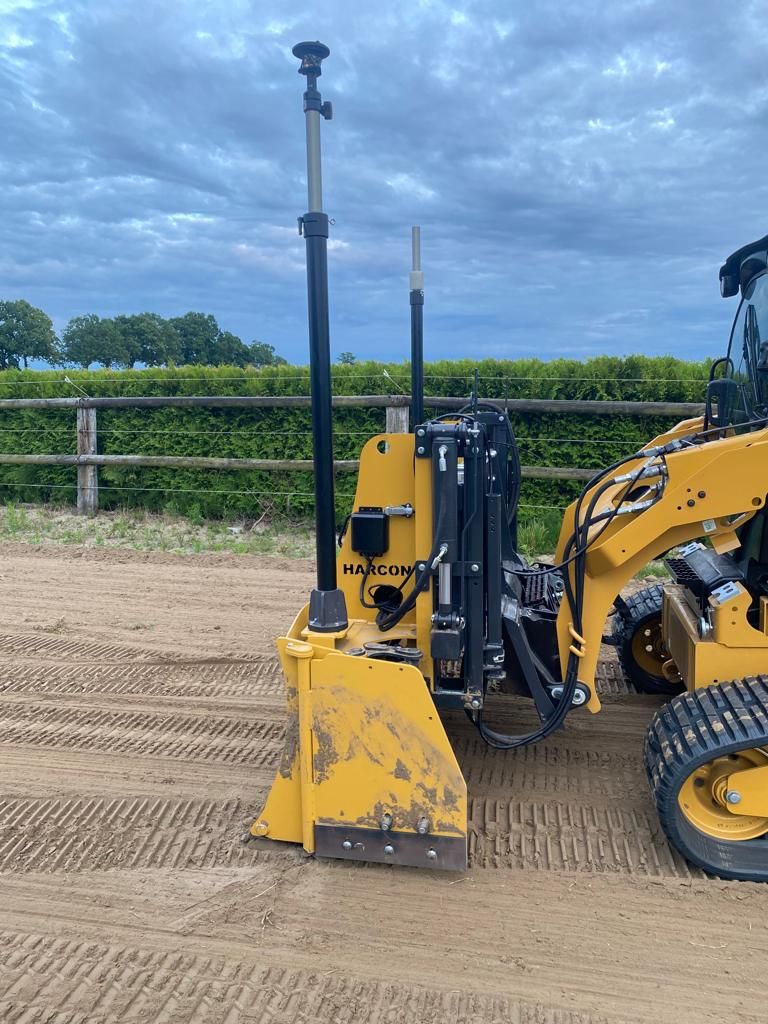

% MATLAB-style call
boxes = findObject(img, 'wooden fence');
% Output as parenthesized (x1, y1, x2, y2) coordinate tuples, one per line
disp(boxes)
(0, 394, 705, 516)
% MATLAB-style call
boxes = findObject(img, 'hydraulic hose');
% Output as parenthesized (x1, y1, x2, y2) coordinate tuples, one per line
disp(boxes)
(473, 454, 667, 748)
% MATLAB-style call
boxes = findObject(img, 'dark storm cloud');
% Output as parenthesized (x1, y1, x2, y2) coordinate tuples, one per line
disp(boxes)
(1, 0, 766, 362)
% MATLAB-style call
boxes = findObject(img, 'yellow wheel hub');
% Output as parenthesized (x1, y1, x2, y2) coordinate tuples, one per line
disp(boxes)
(630, 615, 667, 675)
(679, 747, 768, 840)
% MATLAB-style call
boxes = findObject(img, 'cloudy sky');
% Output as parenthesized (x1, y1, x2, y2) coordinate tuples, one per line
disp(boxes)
(1, 0, 765, 363)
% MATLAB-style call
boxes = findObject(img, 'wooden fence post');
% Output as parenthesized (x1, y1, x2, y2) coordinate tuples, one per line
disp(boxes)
(385, 403, 409, 433)
(76, 405, 98, 515)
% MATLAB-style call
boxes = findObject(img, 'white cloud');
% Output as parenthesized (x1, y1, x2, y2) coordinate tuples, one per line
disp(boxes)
(385, 173, 436, 202)
(0, 29, 32, 47)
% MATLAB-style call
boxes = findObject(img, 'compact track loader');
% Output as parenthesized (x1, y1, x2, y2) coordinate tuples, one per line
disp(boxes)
(252, 41, 768, 880)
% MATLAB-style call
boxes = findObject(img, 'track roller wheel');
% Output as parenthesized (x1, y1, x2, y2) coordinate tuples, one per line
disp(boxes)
(645, 678, 768, 880)
(615, 584, 683, 696)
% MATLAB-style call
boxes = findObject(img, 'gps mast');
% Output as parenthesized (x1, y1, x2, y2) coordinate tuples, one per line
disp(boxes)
(292, 41, 347, 633)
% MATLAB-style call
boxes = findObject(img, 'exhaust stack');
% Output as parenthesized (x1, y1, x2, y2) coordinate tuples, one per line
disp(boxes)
(292, 41, 347, 632)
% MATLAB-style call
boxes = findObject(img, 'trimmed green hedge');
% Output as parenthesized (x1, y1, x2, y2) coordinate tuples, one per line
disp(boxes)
(0, 356, 711, 521)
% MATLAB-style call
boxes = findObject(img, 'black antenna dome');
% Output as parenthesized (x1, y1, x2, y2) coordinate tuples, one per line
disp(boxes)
(292, 41, 330, 75)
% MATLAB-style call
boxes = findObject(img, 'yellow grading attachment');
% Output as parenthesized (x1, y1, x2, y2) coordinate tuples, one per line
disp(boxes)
(251, 612, 468, 870)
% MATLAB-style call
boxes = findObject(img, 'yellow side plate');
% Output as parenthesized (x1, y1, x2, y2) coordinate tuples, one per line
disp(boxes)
(253, 640, 468, 870)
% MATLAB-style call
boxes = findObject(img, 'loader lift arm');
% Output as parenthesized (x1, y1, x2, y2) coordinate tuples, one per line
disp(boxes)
(552, 419, 768, 710)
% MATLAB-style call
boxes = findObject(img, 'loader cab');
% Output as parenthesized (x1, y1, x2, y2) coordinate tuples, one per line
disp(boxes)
(722, 269, 768, 421)
(709, 237, 768, 428)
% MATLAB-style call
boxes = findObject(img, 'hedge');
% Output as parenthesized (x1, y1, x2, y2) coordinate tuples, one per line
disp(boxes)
(0, 355, 712, 521)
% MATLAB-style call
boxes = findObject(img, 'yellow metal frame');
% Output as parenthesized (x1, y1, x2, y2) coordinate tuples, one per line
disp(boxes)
(253, 433, 468, 865)
(555, 417, 768, 709)
(335, 433, 437, 686)
(663, 583, 768, 689)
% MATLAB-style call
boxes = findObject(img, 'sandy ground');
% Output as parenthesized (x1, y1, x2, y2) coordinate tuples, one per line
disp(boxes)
(0, 544, 765, 1024)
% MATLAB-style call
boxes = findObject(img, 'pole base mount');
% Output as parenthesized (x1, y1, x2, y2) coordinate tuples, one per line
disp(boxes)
(308, 587, 348, 632)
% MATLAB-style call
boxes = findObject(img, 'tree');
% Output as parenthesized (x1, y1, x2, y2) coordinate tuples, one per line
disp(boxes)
(0, 300, 59, 369)
(167, 313, 279, 367)
(208, 330, 249, 367)
(113, 313, 181, 367)
(168, 312, 222, 365)
(61, 315, 125, 368)
(337, 351, 357, 365)
(248, 341, 287, 367)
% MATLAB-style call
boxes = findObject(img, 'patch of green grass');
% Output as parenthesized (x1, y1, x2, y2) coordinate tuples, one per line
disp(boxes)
(0, 503, 315, 558)
(3, 502, 30, 536)
(636, 560, 671, 579)
(107, 517, 131, 539)
(517, 508, 562, 558)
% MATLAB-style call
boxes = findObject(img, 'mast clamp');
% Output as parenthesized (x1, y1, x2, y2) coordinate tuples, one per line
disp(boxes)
(304, 88, 333, 119)
(298, 212, 330, 238)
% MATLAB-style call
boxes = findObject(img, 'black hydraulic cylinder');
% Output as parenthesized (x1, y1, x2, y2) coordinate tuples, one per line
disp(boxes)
(432, 438, 459, 562)
(485, 492, 503, 650)
(410, 227, 424, 429)
(462, 426, 486, 703)
(292, 40, 347, 632)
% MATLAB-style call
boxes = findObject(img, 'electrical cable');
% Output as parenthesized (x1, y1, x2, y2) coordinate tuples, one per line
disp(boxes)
(358, 555, 415, 614)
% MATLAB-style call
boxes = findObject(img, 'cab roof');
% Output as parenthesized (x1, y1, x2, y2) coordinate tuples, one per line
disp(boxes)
(720, 234, 768, 297)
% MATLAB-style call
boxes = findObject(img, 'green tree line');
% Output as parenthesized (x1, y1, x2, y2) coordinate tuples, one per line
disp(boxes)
(0, 300, 287, 369)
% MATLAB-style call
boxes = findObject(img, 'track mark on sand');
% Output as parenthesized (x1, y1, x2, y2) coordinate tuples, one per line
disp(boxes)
(0, 928, 613, 1024)
(0, 796, 286, 873)
(468, 795, 699, 877)
(0, 791, 689, 879)
(0, 658, 283, 699)
(0, 632, 167, 663)
(0, 704, 283, 766)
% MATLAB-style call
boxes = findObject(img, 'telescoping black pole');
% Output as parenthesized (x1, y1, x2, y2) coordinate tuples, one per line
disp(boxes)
(292, 41, 348, 632)
(410, 226, 424, 429)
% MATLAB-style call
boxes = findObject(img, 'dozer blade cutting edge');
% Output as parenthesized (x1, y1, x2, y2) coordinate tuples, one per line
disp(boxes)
(252, 615, 468, 870)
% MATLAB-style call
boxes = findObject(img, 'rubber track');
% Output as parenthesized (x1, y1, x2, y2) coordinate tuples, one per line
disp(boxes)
(0, 930, 610, 1024)
(0, 704, 284, 766)
(614, 584, 683, 696)
(645, 676, 768, 880)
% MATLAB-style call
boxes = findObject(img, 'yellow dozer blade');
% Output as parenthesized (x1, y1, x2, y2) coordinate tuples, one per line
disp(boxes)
(252, 622, 468, 870)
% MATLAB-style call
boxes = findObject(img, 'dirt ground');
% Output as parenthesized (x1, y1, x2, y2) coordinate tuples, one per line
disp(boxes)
(0, 544, 765, 1024)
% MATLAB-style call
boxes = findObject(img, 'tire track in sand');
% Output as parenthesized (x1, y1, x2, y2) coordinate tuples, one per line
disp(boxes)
(0, 791, 695, 878)
(0, 927, 614, 1024)
(0, 704, 284, 767)
(0, 658, 283, 700)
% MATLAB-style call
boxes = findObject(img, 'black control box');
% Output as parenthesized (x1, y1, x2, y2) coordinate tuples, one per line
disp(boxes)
(350, 507, 389, 558)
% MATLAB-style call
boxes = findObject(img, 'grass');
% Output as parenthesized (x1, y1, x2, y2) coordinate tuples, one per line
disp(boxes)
(635, 560, 671, 579)
(517, 508, 563, 557)
(0, 502, 673, 579)
(0, 502, 315, 557)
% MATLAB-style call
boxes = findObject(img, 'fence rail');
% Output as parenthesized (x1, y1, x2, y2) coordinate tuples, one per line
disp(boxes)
(0, 393, 703, 515)
(0, 394, 705, 416)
